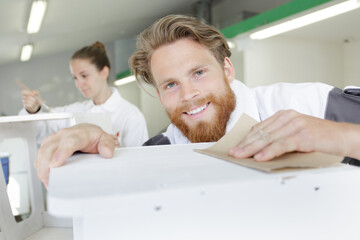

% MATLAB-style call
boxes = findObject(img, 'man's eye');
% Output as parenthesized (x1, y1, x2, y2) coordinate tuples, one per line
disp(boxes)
(166, 82, 176, 89)
(82, 74, 88, 78)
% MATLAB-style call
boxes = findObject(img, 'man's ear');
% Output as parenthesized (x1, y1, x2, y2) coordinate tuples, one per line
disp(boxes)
(223, 57, 235, 84)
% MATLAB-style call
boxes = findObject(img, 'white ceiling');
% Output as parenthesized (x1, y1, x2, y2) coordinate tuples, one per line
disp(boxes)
(1, 0, 359, 66)
(0, 0, 207, 65)
(0, 0, 296, 66)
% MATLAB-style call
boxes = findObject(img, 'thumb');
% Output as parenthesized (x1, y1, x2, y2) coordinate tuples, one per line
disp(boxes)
(21, 89, 31, 96)
(49, 147, 76, 168)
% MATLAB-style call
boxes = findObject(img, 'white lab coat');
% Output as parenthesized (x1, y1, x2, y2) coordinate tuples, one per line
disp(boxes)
(19, 87, 148, 147)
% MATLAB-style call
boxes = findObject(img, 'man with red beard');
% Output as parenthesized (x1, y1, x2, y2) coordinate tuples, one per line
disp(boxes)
(36, 15, 360, 187)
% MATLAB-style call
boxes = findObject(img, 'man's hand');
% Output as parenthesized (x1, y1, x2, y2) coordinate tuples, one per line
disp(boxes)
(35, 123, 120, 188)
(229, 110, 360, 161)
(21, 89, 41, 113)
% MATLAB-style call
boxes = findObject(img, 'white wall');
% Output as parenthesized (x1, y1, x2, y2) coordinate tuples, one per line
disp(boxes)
(231, 35, 345, 88)
(114, 37, 137, 74)
(343, 40, 360, 87)
(113, 38, 141, 109)
(229, 46, 244, 83)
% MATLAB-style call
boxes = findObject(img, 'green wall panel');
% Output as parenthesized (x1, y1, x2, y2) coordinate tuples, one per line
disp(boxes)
(221, 0, 332, 38)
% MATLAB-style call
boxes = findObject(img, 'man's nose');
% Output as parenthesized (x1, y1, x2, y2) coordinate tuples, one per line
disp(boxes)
(181, 81, 199, 101)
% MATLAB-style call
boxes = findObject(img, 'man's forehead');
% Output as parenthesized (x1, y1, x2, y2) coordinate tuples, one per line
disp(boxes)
(150, 39, 217, 79)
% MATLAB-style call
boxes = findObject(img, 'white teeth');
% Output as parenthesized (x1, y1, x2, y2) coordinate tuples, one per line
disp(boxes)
(187, 104, 207, 115)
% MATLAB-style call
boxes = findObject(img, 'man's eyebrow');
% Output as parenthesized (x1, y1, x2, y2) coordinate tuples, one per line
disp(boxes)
(187, 64, 207, 75)
(158, 78, 175, 87)
(157, 64, 208, 87)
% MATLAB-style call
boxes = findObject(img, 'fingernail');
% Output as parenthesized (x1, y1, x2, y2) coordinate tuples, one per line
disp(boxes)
(229, 147, 243, 156)
(229, 148, 234, 155)
(229, 147, 236, 155)
(254, 152, 264, 161)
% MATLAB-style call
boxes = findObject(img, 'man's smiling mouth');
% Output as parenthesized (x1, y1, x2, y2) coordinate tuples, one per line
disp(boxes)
(184, 102, 210, 115)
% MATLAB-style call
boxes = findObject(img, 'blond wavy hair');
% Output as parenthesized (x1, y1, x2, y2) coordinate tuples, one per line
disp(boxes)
(129, 15, 231, 86)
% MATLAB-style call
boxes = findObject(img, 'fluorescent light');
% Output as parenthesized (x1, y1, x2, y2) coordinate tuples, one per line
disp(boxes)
(27, 0, 47, 34)
(227, 40, 235, 49)
(250, 0, 360, 40)
(20, 44, 34, 62)
(114, 75, 136, 86)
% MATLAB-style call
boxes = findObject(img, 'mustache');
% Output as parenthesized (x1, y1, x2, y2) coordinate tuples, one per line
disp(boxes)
(174, 96, 214, 113)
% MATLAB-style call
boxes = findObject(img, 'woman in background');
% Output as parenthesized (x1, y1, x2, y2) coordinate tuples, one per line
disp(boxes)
(19, 41, 148, 147)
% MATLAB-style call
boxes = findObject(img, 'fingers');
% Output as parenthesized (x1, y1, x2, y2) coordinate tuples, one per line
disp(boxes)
(21, 89, 39, 99)
(229, 110, 304, 161)
(229, 129, 274, 160)
(49, 132, 84, 167)
(252, 135, 299, 161)
(36, 127, 87, 188)
(98, 134, 117, 158)
(35, 124, 117, 188)
(36, 132, 62, 188)
(236, 110, 298, 148)
(21, 89, 41, 113)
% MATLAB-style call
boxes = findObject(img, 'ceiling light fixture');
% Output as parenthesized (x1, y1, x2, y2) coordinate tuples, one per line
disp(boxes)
(227, 40, 235, 49)
(114, 75, 136, 86)
(20, 44, 34, 62)
(27, 0, 47, 34)
(250, 0, 360, 40)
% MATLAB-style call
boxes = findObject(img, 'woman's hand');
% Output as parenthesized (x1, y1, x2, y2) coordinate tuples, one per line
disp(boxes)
(21, 89, 41, 113)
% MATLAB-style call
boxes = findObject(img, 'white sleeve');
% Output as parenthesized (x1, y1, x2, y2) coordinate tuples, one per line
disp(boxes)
(253, 82, 334, 121)
(118, 110, 149, 147)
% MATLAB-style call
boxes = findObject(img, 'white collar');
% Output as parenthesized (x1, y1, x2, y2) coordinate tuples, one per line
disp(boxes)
(90, 87, 122, 111)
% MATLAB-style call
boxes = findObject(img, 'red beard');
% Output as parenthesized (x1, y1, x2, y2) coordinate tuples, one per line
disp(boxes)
(169, 82, 236, 143)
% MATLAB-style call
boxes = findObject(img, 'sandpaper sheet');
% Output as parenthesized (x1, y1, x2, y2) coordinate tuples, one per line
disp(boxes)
(195, 114, 343, 172)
